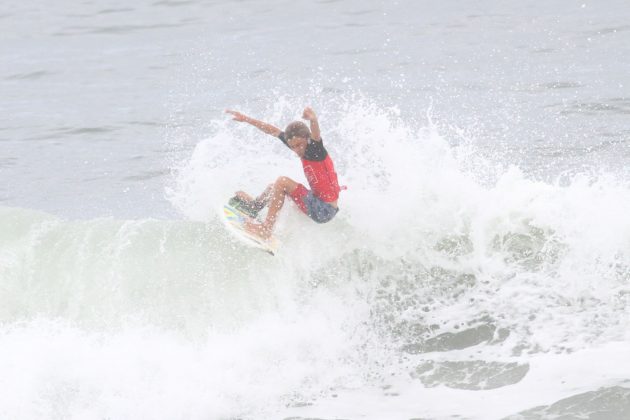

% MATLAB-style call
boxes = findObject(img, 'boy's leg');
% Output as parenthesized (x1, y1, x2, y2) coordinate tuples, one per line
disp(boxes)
(245, 176, 299, 238)
(236, 184, 273, 208)
(235, 191, 255, 203)
(232, 184, 274, 218)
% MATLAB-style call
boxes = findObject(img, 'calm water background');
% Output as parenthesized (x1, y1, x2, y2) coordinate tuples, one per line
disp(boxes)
(3, 0, 629, 218)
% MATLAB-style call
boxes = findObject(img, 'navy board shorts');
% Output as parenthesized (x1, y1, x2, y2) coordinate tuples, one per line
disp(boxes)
(290, 184, 339, 223)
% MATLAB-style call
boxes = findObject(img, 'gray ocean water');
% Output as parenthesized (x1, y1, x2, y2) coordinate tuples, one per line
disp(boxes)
(2, 0, 630, 419)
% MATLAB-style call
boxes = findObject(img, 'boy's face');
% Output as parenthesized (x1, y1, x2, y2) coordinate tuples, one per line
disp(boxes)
(287, 136, 308, 157)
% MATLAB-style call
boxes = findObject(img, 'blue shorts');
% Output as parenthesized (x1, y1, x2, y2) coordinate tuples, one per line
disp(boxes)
(290, 184, 339, 224)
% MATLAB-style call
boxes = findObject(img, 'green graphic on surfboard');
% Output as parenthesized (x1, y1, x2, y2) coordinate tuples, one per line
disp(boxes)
(221, 201, 279, 255)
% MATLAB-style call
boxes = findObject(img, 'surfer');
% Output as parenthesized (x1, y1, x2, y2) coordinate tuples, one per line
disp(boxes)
(225, 107, 342, 239)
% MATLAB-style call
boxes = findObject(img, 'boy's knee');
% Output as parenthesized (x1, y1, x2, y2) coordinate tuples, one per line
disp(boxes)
(274, 176, 294, 193)
(275, 176, 288, 183)
(275, 176, 291, 187)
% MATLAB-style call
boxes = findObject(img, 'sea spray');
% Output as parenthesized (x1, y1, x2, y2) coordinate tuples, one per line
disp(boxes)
(2, 100, 629, 419)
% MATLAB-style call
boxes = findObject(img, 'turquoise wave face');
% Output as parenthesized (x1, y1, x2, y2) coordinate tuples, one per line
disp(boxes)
(2, 188, 630, 419)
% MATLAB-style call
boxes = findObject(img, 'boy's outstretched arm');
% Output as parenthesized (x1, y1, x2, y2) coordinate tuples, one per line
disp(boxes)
(302, 107, 321, 141)
(225, 110, 281, 137)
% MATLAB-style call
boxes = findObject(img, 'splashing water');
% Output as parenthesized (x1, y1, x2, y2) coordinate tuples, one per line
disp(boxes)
(2, 97, 630, 419)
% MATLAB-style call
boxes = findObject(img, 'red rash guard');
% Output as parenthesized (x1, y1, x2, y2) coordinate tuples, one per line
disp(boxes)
(278, 133, 341, 202)
(301, 155, 341, 202)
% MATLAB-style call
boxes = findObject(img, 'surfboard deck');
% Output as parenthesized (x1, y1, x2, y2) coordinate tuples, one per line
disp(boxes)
(221, 204, 279, 255)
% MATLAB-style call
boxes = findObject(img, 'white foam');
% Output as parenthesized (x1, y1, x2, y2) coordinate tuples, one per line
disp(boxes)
(2, 98, 629, 418)
(282, 340, 630, 420)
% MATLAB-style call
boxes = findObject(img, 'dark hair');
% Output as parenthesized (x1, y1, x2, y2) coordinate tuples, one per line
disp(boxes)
(285, 121, 311, 140)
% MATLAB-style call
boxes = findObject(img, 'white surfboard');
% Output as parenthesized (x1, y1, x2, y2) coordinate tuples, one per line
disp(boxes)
(221, 204, 280, 255)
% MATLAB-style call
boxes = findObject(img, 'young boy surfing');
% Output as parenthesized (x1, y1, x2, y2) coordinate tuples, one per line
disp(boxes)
(225, 107, 342, 239)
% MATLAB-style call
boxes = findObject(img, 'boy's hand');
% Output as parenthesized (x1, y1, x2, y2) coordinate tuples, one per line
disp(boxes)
(303, 106, 321, 141)
(226, 110, 248, 122)
(302, 107, 317, 121)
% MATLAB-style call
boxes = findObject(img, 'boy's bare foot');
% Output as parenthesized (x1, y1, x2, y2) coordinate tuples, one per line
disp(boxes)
(235, 190, 254, 204)
(244, 220, 271, 240)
